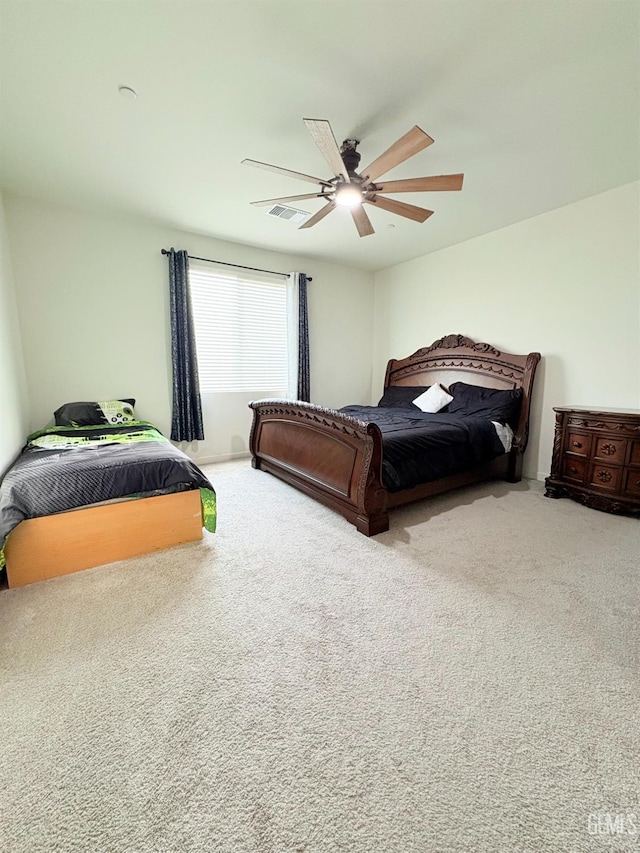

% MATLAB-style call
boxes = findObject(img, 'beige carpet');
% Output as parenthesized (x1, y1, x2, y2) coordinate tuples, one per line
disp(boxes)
(0, 460, 638, 853)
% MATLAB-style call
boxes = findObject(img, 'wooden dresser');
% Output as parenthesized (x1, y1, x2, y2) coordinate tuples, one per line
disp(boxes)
(545, 407, 640, 517)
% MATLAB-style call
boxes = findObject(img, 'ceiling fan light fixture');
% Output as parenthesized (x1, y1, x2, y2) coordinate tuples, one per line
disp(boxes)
(334, 183, 364, 208)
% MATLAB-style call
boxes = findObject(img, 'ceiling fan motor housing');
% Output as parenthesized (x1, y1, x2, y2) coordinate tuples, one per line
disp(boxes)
(341, 139, 361, 176)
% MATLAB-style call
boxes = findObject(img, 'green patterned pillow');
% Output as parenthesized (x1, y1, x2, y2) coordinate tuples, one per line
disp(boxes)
(98, 400, 136, 424)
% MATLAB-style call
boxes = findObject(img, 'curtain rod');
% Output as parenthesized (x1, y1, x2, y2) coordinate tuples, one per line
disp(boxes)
(161, 249, 312, 282)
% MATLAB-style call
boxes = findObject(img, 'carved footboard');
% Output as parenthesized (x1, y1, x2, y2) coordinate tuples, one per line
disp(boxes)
(248, 400, 389, 535)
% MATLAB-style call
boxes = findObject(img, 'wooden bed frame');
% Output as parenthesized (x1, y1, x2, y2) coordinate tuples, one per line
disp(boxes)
(4, 489, 204, 588)
(249, 334, 541, 535)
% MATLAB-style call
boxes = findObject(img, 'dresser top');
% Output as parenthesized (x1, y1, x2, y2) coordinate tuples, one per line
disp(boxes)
(554, 406, 640, 416)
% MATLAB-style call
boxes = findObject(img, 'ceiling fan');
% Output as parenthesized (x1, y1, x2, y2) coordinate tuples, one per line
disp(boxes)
(242, 118, 464, 237)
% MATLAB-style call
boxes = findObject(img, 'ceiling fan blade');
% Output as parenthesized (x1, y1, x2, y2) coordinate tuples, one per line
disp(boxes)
(242, 158, 332, 187)
(360, 126, 435, 183)
(298, 200, 336, 230)
(303, 118, 350, 182)
(366, 195, 434, 223)
(350, 206, 375, 237)
(251, 193, 327, 207)
(373, 174, 464, 193)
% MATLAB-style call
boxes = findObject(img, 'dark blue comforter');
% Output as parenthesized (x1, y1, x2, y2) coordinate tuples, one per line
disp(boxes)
(339, 406, 507, 492)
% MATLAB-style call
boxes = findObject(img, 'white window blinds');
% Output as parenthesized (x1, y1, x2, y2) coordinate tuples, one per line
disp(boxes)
(189, 264, 290, 394)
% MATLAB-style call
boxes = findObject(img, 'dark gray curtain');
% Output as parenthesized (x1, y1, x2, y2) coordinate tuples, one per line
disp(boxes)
(297, 273, 310, 402)
(167, 249, 204, 441)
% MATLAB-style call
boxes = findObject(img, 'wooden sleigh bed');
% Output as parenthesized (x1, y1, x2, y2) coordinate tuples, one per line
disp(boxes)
(249, 334, 541, 535)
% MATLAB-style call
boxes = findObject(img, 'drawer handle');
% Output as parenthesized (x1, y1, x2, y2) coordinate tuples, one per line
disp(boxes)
(572, 441, 582, 448)
(569, 466, 577, 473)
(596, 470, 613, 483)
(600, 443, 617, 456)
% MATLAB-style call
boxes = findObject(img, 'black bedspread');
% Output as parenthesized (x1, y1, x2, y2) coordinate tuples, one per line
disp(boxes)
(339, 406, 507, 492)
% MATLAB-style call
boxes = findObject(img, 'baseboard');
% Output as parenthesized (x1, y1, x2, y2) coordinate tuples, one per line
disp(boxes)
(190, 451, 252, 465)
(522, 470, 549, 482)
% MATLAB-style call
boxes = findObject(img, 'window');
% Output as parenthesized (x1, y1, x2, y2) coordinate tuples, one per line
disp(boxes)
(189, 264, 292, 395)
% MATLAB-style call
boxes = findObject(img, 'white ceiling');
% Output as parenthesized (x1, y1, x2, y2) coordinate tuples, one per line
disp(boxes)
(1, 0, 638, 272)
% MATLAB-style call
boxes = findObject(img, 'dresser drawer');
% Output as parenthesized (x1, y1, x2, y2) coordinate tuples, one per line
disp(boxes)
(564, 432, 590, 456)
(589, 464, 622, 492)
(546, 407, 640, 518)
(623, 469, 640, 497)
(562, 455, 587, 483)
(593, 437, 626, 464)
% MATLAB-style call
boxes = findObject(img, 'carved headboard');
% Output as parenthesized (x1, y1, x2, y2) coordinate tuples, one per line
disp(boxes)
(384, 334, 541, 452)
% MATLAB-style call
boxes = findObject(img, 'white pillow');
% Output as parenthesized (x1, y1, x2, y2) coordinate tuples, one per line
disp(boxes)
(412, 383, 453, 413)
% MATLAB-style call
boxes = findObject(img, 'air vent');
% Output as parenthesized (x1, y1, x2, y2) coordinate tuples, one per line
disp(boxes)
(265, 204, 310, 224)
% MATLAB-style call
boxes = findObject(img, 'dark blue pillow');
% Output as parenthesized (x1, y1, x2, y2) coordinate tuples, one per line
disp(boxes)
(377, 385, 430, 410)
(447, 382, 522, 426)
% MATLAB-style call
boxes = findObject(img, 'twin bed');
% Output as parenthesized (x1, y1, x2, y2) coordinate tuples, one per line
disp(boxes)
(0, 406, 216, 589)
(249, 334, 541, 535)
(1, 334, 540, 588)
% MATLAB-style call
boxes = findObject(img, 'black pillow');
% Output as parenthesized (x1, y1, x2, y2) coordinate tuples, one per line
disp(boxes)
(377, 385, 430, 409)
(447, 382, 522, 426)
(54, 399, 136, 427)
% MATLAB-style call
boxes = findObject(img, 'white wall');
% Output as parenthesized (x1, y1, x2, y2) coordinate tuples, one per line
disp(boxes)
(6, 184, 638, 479)
(373, 182, 640, 479)
(4, 194, 375, 462)
(0, 192, 29, 475)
